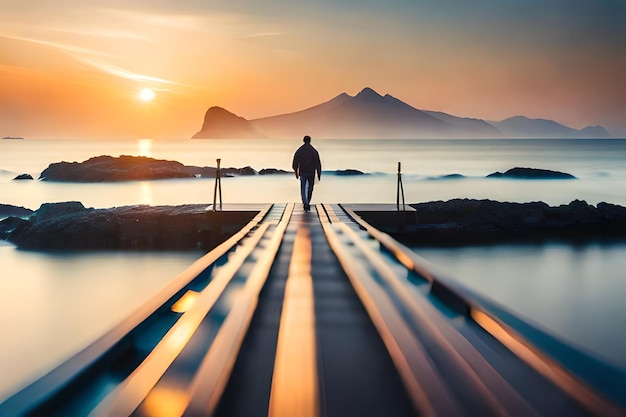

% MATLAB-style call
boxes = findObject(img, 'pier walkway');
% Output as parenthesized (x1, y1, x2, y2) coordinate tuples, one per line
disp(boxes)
(1, 203, 624, 416)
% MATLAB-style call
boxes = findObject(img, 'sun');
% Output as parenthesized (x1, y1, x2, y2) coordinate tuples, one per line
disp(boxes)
(139, 88, 155, 102)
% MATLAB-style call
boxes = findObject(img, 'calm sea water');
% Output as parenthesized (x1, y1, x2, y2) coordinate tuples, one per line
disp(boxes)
(2, 138, 626, 208)
(1, 138, 626, 400)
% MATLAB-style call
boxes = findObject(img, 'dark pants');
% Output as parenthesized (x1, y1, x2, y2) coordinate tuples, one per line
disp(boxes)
(299, 174, 315, 206)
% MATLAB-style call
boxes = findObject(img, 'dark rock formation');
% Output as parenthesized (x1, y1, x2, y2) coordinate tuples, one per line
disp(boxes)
(259, 168, 289, 175)
(223, 166, 256, 176)
(393, 199, 626, 246)
(1, 203, 32, 239)
(0, 203, 33, 218)
(192, 106, 265, 139)
(37, 156, 267, 182)
(29, 201, 87, 224)
(13, 174, 33, 180)
(39, 155, 216, 182)
(428, 173, 465, 180)
(0, 217, 30, 240)
(487, 167, 576, 179)
(334, 169, 366, 176)
(6, 202, 258, 250)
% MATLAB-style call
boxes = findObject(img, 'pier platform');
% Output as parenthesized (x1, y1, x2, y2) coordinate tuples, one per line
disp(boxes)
(1, 203, 624, 416)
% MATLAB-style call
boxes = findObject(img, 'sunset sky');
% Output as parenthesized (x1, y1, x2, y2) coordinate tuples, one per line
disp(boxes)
(1, 1, 625, 139)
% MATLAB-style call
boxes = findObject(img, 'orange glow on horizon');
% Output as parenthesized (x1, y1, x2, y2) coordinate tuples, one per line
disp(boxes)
(0, 2, 624, 138)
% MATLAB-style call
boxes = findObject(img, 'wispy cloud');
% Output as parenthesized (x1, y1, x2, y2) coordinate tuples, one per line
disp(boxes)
(238, 31, 284, 39)
(0, 33, 111, 58)
(76, 57, 177, 84)
(101, 7, 217, 32)
(0, 32, 178, 86)
(44, 26, 153, 42)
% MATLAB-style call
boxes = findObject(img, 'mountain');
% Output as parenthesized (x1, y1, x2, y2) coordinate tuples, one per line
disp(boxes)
(579, 125, 611, 138)
(192, 106, 265, 139)
(424, 110, 503, 138)
(250, 87, 501, 139)
(489, 116, 611, 139)
(192, 88, 610, 139)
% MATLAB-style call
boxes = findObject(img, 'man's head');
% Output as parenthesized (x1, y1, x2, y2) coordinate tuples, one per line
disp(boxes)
(303, 135, 311, 143)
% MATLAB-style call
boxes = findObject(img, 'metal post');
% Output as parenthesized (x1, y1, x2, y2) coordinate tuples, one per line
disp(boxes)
(218, 158, 222, 210)
(396, 161, 405, 212)
(213, 158, 222, 211)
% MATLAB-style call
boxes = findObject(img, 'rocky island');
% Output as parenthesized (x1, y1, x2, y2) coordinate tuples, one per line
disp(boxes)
(31, 155, 378, 182)
(38, 155, 268, 182)
(486, 167, 576, 179)
(9, 151, 581, 184)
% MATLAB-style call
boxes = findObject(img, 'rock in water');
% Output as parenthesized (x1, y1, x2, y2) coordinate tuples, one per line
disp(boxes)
(335, 169, 366, 176)
(38, 155, 216, 182)
(259, 168, 289, 175)
(487, 167, 576, 179)
(13, 174, 33, 180)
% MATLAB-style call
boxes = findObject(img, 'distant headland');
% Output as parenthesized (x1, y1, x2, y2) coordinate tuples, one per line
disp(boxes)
(192, 87, 611, 140)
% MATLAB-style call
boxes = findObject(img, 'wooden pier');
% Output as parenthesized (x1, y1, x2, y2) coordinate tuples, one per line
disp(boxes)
(1, 203, 624, 416)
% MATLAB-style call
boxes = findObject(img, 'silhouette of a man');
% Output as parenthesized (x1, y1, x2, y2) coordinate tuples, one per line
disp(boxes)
(292, 135, 321, 212)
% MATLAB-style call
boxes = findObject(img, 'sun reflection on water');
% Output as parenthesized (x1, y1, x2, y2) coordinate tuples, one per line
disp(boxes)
(138, 138, 153, 157)
(139, 181, 154, 205)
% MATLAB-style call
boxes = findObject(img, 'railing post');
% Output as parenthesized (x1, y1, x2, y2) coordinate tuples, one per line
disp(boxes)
(396, 162, 405, 212)
(213, 158, 222, 211)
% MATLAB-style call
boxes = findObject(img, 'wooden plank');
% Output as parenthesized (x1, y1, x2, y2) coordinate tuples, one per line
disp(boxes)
(0, 205, 272, 417)
(89, 221, 273, 417)
(341, 205, 624, 417)
(334, 220, 518, 416)
(268, 221, 319, 417)
(181, 204, 294, 416)
(318, 204, 462, 417)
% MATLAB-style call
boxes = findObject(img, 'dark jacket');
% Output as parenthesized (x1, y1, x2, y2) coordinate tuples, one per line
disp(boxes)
(292, 143, 321, 177)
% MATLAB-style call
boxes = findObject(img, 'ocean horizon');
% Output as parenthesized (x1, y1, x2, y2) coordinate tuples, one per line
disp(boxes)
(2, 137, 626, 401)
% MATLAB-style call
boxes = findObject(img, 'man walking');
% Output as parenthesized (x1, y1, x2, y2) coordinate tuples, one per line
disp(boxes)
(292, 135, 322, 212)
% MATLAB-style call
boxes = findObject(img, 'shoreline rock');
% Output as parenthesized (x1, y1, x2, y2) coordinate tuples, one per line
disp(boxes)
(3, 202, 258, 250)
(0, 203, 34, 218)
(5, 199, 626, 249)
(370, 199, 626, 246)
